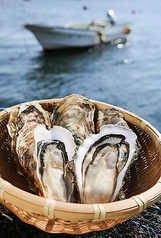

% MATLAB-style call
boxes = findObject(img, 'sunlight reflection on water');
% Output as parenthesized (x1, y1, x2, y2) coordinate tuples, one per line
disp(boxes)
(0, 0, 161, 132)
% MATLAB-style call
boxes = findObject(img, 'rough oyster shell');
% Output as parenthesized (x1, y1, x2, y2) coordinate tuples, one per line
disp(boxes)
(75, 124, 138, 204)
(52, 94, 96, 147)
(96, 107, 129, 133)
(7, 102, 52, 192)
(7, 101, 51, 149)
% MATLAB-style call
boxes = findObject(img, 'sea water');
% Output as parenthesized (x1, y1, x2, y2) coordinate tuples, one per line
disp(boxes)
(0, 0, 161, 131)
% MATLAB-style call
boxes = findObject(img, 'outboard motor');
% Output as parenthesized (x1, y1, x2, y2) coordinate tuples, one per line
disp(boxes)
(107, 10, 117, 25)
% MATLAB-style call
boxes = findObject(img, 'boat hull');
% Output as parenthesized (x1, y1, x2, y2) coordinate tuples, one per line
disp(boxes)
(24, 22, 131, 50)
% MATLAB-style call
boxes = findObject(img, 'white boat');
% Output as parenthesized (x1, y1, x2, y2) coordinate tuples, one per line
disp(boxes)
(24, 10, 131, 51)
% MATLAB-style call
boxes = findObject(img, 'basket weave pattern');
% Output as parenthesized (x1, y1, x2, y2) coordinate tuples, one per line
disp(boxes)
(0, 99, 161, 234)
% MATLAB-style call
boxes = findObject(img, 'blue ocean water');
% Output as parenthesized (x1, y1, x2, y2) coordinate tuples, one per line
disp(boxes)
(0, 0, 161, 131)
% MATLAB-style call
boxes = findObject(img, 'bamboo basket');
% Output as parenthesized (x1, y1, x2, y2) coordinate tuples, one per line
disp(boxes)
(0, 98, 161, 235)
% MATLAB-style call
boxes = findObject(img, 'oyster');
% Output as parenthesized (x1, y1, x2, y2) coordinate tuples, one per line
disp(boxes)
(96, 107, 129, 133)
(75, 124, 138, 204)
(7, 102, 52, 192)
(52, 94, 96, 147)
(7, 102, 77, 201)
(34, 124, 77, 201)
(36, 139, 68, 200)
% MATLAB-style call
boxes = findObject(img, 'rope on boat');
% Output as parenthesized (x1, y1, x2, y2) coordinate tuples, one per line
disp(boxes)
(97, 30, 106, 44)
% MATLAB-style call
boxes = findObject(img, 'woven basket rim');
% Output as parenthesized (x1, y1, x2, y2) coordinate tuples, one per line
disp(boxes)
(1, 177, 161, 223)
(0, 98, 161, 224)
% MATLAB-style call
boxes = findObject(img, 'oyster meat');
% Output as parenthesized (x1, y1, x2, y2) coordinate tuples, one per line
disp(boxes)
(64, 159, 81, 203)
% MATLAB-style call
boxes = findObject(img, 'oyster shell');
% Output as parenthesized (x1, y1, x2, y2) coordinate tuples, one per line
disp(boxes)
(7, 102, 52, 192)
(34, 124, 77, 201)
(52, 94, 96, 147)
(34, 124, 76, 162)
(7, 101, 78, 201)
(7, 102, 73, 201)
(75, 124, 138, 204)
(7, 101, 51, 149)
(96, 107, 129, 133)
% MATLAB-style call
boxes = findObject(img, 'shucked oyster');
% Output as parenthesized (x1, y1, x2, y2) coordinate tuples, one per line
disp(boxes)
(34, 125, 77, 201)
(75, 124, 138, 204)
(7, 102, 77, 201)
(52, 94, 96, 147)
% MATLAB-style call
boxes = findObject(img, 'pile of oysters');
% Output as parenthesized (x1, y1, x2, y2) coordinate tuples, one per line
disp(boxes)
(7, 94, 139, 204)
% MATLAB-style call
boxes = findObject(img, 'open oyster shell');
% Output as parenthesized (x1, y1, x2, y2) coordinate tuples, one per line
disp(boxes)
(34, 124, 77, 201)
(75, 124, 138, 204)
